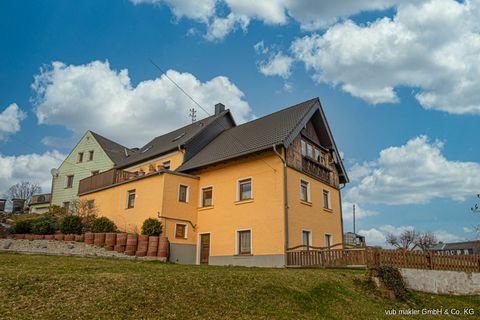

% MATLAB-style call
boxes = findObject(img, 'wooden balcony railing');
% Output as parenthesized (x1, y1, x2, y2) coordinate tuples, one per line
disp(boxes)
(302, 156, 331, 184)
(78, 169, 117, 195)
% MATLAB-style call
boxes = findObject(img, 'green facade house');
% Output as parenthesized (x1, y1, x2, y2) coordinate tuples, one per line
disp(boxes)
(50, 131, 134, 211)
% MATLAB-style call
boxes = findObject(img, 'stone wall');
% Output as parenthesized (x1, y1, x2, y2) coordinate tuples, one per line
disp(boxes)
(400, 268, 480, 295)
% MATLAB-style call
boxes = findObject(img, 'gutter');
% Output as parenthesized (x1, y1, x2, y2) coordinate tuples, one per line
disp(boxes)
(273, 144, 289, 265)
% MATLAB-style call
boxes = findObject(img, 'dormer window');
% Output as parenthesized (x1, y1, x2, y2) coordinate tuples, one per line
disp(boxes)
(307, 143, 313, 158)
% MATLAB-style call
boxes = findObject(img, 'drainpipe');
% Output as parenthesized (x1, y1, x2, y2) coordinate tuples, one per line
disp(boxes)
(339, 183, 346, 247)
(273, 145, 289, 265)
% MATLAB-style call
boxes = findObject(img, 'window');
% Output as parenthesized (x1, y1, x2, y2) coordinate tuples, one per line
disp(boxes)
(88, 150, 94, 161)
(175, 223, 187, 239)
(91, 170, 99, 176)
(63, 201, 70, 213)
(86, 200, 94, 209)
(178, 184, 189, 202)
(302, 230, 312, 249)
(238, 178, 252, 201)
(315, 148, 321, 162)
(65, 175, 74, 188)
(320, 154, 326, 166)
(127, 189, 136, 208)
(307, 143, 313, 158)
(323, 189, 331, 209)
(325, 234, 332, 248)
(301, 140, 307, 156)
(237, 230, 251, 255)
(300, 180, 310, 202)
(78, 152, 84, 163)
(162, 161, 171, 170)
(201, 187, 213, 207)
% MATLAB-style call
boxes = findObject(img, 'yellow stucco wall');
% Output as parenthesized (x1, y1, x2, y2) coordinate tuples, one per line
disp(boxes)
(159, 173, 199, 245)
(79, 172, 199, 243)
(195, 152, 285, 257)
(124, 151, 185, 173)
(286, 167, 343, 248)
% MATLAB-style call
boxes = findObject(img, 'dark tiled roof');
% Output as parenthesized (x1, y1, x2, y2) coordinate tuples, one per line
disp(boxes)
(178, 98, 318, 172)
(90, 131, 133, 165)
(115, 111, 231, 168)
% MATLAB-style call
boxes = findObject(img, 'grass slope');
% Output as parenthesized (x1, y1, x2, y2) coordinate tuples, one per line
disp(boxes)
(0, 253, 478, 319)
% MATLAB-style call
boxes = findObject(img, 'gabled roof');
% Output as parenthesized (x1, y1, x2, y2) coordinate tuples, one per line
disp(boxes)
(115, 110, 234, 168)
(177, 98, 349, 183)
(90, 131, 134, 165)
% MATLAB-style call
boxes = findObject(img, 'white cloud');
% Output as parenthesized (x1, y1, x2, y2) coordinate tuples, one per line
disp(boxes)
(205, 13, 249, 41)
(291, 0, 480, 113)
(463, 227, 473, 233)
(342, 201, 379, 221)
(130, 0, 216, 22)
(131, 0, 424, 41)
(0, 103, 26, 142)
(258, 52, 294, 79)
(347, 135, 480, 205)
(0, 151, 65, 197)
(32, 60, 253, 147)
(358, 225, 463, 247)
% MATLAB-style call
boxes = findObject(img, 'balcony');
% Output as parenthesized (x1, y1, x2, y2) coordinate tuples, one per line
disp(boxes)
(302, 156, 331, 184)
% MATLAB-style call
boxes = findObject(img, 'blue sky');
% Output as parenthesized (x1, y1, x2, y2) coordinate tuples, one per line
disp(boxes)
(1, 0, 480, 245)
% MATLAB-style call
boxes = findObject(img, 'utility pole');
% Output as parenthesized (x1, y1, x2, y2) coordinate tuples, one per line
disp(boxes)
(189, 107, 197, 123)
(353, 204, 356, 246)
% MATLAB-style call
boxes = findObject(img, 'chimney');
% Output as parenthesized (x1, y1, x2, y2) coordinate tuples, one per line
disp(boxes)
(215, 103, 225, 115)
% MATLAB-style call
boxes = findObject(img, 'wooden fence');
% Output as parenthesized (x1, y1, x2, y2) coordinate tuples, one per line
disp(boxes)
(286, 246, 480, 273)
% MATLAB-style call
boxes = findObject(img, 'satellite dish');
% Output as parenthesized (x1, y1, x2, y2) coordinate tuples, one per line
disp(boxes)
(50, 168, 59, 177)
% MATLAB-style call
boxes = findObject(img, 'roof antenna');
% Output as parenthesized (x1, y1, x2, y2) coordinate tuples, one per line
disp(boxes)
(189, 107, 197, 123)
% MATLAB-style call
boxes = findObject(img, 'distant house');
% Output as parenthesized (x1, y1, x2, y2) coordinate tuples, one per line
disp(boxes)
(50, 131, 135, 212)
(344, 232, 366, 247)
(29, 194, 52, 214)
(430, 241, 480, 255)
(77, 98, 349, 267)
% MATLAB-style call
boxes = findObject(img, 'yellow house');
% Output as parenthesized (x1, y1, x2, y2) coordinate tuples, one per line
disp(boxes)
(78, 98, 349, 267)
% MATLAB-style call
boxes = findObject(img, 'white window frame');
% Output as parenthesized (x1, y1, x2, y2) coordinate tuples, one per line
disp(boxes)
(77, 152, 84, 163)
(235, 228, 252, 255)
(324, 233, 333, 248)
(300, 179, 311, 202)
(126, 189, 136, 209)
(236, 177, 253, 201)
(302, 229, 313, 249)
(323, 189, 331, 209)
(178, 184, 190, 203)
(200, 185, 214, 207)
(301, 140, 307, 156)
(307, 143, 313, 158)
(175, 223, 188, 239)
(88, 150, 94, 161)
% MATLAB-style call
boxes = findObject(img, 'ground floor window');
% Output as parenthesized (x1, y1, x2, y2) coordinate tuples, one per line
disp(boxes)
(325, 234, 332, 248)
(175, 223, 187, 239)
(302, 230, 312, 249)
(237, 230, 251, 255)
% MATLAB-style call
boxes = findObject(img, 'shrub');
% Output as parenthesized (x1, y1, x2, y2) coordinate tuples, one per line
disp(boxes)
(91, 217, 117, 233)
(13, 220, 32, 234)
(141, 218, 163, 236)
(370, 266, 407, 300)
(31, 219, 56, 235)
(60, 215, 84, 235)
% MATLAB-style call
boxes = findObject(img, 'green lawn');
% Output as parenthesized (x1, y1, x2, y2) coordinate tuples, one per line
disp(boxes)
(0, 253, 478, 319)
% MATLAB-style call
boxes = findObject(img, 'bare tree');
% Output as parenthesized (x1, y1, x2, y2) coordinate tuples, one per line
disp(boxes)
(7, 181, 41, 206)
(386, 229, 419, 251)
(415, 231, 438, 251)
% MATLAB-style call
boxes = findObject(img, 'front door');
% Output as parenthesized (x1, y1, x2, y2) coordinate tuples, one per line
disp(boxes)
(200, 234, 210, 265)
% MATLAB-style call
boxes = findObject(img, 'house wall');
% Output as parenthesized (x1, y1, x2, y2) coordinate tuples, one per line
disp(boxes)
(194, 152, 285, 267)
(124, 151, 185, 173)
(51, 131, 115, 208)
(159, 173, 199, 264)
(286, 167, 343, 249)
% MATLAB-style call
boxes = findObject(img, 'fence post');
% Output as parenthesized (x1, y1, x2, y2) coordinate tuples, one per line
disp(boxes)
(426, 251, 433, 270)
